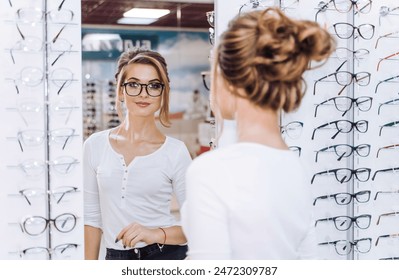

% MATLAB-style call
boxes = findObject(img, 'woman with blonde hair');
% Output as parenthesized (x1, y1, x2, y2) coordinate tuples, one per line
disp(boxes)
(182, 8, 334, 259)
(84, 48, 191, 260)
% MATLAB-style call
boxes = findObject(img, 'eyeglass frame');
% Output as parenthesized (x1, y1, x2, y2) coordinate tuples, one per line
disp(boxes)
(375, 233, 399, 246)
(315, 214, 372, 231)
(313, 190, 371, 206)
(8, 156, 80, 177)
(280, 121, 304, 139)
(374, 190, 399, 200)
(372, 167, 399, 181)
(375, 30, 399, 49)
(314, 0, 372, 22)
(121, 81, 165, 97)
(378, 98, 399, 115)
(334, 47, 370, 61)
(375, 74, 399, 94)
(379, 6, 399, 26)
(314, 96, 372, 117)
(313, 60, 371, 96)
(377, 211, 399, 225)
(311, 167, 371, 184)
(12, 243, 79, 259)
(318, 237, 372, 255)
(315, 143, 370, 162)
(288, 145, 301, 157)
(7, 128, 78, 152)
(333, 22, 375, 40)
(13, 186, 79, 206)
(376, 143, 399, 158)
(15, 213, 77, 236)
(377, 51, 399, 71)
(311, 120, 368, 140)
(379, 121, 399, 136)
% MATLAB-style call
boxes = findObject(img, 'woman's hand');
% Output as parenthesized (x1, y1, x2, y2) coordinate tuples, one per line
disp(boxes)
(115, 223, 162, 248)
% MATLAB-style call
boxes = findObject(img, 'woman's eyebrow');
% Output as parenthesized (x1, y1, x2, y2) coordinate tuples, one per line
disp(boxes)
(125, 77, 161, 82)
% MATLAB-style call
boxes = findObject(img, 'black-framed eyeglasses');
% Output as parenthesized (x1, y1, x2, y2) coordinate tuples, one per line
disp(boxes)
(280, 121, 303, 139)
(315, 214, 372, 231)
(315, 0, 372, 21)
(375, 233, 399, 246)
(122, 81, 164, 97)
(313, 190, 371, 206)
(15, 213, 77, 236)
(311, 167, 371, 184)
(379, 5, 399, 26)
(318, 238, 372, 255)
(333, 22, 375, 40)
(315, 143, 370, 162)
(375, 74, 399, 94)
(377, 144, 399, 158)
(288, 146, 301, 157)
(14, 186, 79, 206)
(313, 61, 371, 96)
(372, 167, 399, 181)
(377, 212, 399, 225)
(12, 243, 78, 259)
(378, 98, 399, 115)
(379, 121, 399, 136)
(311, 120, 368, 140)
(374, 189, 399, 200)
(314, 96, 372, 117)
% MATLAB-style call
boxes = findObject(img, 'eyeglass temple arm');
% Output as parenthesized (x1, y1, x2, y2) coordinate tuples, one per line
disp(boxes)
(19, 192, 32, 206)
(372, 170, 381, 181)
(314, 146, 329, 162)
(313, 195, 329, 206)
(376, 212, 398, 225)
(58, 0, 66, 10)
(375, 235, 389, 246)
(354, 1, 372, 15)
(314, 0, 332, 22)
(312, 123, 329, 140)
(314, 217, 329, 227)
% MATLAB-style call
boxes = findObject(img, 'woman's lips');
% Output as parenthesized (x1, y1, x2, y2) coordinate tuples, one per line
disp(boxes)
(136, 102, 150, 107)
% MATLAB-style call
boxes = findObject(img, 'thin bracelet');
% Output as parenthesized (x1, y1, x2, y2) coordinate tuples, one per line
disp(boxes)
(158, 227, 166, 251)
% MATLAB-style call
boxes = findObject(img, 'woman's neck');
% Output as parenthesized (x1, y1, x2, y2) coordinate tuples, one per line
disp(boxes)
(235, 98, 287, 150)
(117, 114, 162, 141)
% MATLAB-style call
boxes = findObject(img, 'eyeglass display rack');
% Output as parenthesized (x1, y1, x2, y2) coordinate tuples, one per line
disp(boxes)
(215, 0, 399, 260)
(82, 79, 120, 139)
(0, 0, 83, 259)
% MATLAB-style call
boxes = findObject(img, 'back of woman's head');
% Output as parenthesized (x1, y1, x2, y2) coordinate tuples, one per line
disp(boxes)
(217, 8, 335, 112)
(115, 47, 171, 127)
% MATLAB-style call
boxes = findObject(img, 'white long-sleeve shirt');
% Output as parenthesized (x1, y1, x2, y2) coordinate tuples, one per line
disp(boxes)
(181, 142, 317, 260)
(83, 129, 192, 250)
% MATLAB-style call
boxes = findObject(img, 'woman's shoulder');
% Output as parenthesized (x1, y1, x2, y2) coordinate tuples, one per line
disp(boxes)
(84, 129, 111, 147)
(163, 136, 189, 151)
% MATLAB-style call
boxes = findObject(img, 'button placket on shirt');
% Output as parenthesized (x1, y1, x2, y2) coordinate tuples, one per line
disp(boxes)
(120, 156, 128, 208)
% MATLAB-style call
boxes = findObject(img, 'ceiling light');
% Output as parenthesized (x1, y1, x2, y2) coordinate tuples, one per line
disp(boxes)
(123, 8, 170, 19)
(117, 17, 157, 25)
